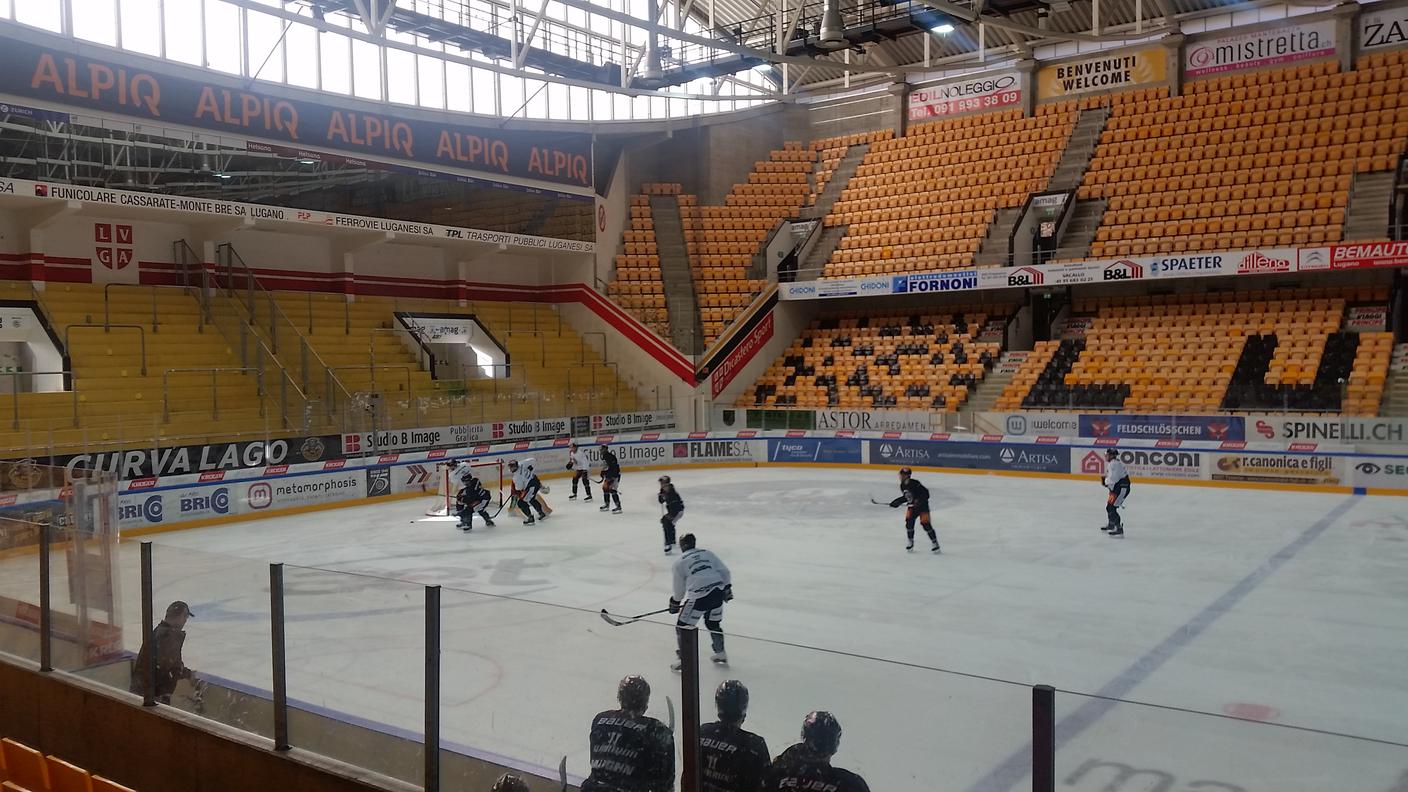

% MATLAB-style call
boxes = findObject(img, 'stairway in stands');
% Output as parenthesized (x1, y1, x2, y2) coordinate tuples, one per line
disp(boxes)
(1343, 170, 1397, 240)
(1050, 105, 1112, 262)
(649, 194, 704, 355)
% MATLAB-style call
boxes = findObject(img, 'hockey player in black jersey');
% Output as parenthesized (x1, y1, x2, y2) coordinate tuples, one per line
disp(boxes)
(658, 476, 684, 554)
(763, 711, 870, 792)
(599, 443, 623, 514)
(888, 467, 940, 553)
(582, 675, 675, 792)
(700, 680, 770, 792)
(454, 471, 496, 531)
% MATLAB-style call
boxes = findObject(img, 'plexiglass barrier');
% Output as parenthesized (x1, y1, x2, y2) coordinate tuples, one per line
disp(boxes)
(4, 539, 1407, 792)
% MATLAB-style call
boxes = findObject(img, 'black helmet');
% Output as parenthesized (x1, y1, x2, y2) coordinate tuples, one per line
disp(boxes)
(1105, 448, 1119, 459)
(658, 475, 672, 485)
(491, 774, 530, 792)
(801, 711, 842, 755)
(679, 533, 697, 551)
(508, 460, 520, 470)
(617, 674, 650, 712)
(715, 680, 749, 723)
(898, 467, 912, 477)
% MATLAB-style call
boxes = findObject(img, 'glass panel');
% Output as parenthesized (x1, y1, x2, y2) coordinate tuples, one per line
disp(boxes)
(15, 0, 61, 30)
(710, 630, 1031, 791)
(418, 54, 446, 110)
(500, 74, 525, 119)
(352, 38, 383, 100)
(438, 587, 680, 788)
(147, 544, 272, 737)
(472, 67, 498, 115)
(205, 1, 243, 76)
(246, 9, 286, 83)
(319, 31, 352, 95)
(283, 566, 424, 786)
(120, 0, 161, 55)
(446, 61, 472, 112)
(593, 89, 613, 122)
(164, 0, 202, 64)
(524, 77, 548, 119)
(1055, 690, 1408, 792)
(72, 0, 117, 45)
(284, 18, 319, 90)
(387, 48, 418, 105)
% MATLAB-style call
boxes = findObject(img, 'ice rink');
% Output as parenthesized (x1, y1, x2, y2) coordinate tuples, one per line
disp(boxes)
(29, 467, 1408, 790)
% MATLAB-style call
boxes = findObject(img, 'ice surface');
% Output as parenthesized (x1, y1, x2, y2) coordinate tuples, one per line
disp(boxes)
(10, 467, 1408, 790)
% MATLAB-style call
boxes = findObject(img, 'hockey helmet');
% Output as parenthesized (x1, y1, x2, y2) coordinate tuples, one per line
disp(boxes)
(507, 460, 520, 470)
(801, 711, 843, 755)
(715, 680, 749, 723)
(617, 674, 651, 712)
(1105, 448, 1119, 459)
(458, 470, 478, 486)
(490, 774, 530, 792)
(898, 467, 912, 478)
(658, 475, 672, 485)
(679, 533, 697, 551)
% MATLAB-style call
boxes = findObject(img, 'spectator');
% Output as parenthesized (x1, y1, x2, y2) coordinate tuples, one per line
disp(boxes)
(763, 711, 869, 792)
(491, 773, 530, 792)
(582, 675, 674, 792)
(700, 680, 770, 792)
(130, 600, 195, 704)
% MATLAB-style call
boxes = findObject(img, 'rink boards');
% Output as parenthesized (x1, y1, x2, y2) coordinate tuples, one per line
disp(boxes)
(100, 430, 1408, 534)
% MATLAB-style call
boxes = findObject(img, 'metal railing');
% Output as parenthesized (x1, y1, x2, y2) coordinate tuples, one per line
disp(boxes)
(65, 324, 147, 376)
(103, 284, 162, 332)
(330, 365, 415, 395)
(162, 367, 264, 422)
(1, 370, 76, 429)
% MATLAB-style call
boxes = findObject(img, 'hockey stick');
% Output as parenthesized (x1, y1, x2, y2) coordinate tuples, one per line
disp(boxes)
(667, 696, 676, 733)
(559, 756, 568, 792)
(599, 607, 670, 626)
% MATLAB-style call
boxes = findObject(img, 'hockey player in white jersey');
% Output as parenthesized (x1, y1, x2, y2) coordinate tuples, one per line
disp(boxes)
(509, 458, 549, 525)
(567, 442, 593, 501)
(1101, 448, 1130, 538)
(669, 533, 732, 670)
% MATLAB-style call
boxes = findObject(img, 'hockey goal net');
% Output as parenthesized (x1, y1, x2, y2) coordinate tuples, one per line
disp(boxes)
(425, 459, 507, 517)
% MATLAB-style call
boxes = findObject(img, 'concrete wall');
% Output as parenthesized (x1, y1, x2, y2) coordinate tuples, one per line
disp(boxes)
(806, 88, 900, 141)
(622, 106, 809, 203)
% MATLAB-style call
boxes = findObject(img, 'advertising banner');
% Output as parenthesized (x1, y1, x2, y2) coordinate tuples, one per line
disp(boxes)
(1327, 242, 1408, 270)
(1185, 19, 1338, 78)
(778, 277, 893, 300)
(1345, 306, 1388, 333)
(909, 71, 1022, 121)
(983, 412, 1082, 437)
(1360, 5, 1408, 50)
(1079, 414, 1245, 442)
(0, 38, 592, 188)
(24, 434, 342, 481)
(1247, 416, 1408, 444)
(1348, 457, 1408, 489)
(582, 411, 676, 434)
(1037, 49, 1166, 98)
(869, 439, 1070, 473)
(767, 438, 863, 464)
(813, 410, 934, 432)
(1072, 447, 1205, 480)
(891, 270, 979, 294)
(708, 309, 775, 399)
(1209, 452, 1342, 485)
(115, 469, 364, 530)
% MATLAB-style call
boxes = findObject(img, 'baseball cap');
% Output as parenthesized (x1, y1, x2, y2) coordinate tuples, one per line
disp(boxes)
(166, 600, 195, 619)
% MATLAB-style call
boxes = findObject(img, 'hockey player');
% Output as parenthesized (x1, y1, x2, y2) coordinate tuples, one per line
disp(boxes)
(454, 469, 496, 531)
(887, 468, 940, 553)
(598, 443, 623, 514)
(509, 459, 549, 525)
(670, 533, 731, 669)
(1102, 448, 1130, 538)
(700, 680, 771, 792)
(568, 442, 593, 501)
(490, 774, 530, 792)
(582, 675, 675, 792)
(658, 475, 684, 554)
(763, 712, 870, 792)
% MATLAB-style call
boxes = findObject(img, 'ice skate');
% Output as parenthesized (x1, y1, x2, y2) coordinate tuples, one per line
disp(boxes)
(536, 512, 549, 521)
(584, 495, 593, 502)
(1107, 528, 1124, 538)
(664, 544, 673, 554)
(599, 503, 610, 511)
(569, 493, 577, 500)
(483, 518, 495, 527)
(1100, 524, 1115, 532)
(711, 651, 728, 665)
(905, 538, 914, 552)
(612, 506, 622, 514)
(523, 517, 536, 525)
(931, 542, 941, 554)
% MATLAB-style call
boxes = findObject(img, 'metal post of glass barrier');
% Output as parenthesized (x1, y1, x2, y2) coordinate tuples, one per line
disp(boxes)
(39, 520, 52, 672)
(425, 585, 442, 792)
(1032, 684, 1055, 792)
(270, 563, 290, 751)
(141, 542, 156, 707)
(679, 625, 702, 792)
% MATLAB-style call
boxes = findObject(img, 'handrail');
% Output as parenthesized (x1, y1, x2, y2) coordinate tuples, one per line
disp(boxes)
(580, 331, 608, 364)
(103, 284, 160, 332)
(2, 370, 74, 429)
(163, 367, 263, 422)
(65, 324, 147, 376)
(330, 365, 414, 395)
